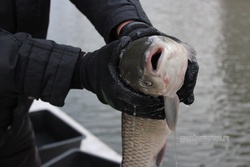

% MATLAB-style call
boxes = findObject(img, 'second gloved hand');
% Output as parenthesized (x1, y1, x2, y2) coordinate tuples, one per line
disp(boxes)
(73, 37, 165, 119)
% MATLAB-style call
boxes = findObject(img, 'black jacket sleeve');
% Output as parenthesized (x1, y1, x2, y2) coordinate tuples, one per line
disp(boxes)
(70, 0, 152, 43)
(0, 28, 80, 106)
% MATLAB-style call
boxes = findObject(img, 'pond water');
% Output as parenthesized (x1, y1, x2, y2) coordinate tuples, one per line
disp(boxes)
(47, 0, 250, 166)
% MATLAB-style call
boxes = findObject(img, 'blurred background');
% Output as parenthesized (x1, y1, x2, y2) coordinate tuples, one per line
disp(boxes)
(46, 0, 250, 166)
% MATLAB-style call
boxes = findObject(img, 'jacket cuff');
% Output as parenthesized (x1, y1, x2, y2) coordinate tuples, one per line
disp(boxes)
(103, 5, 152, 43)
(17, 39, 80, 106)
(70, 52, 86, 89)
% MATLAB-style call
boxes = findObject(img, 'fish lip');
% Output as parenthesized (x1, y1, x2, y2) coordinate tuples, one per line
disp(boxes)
(145, 36, 173, 76)
(145, 45, 164, 76)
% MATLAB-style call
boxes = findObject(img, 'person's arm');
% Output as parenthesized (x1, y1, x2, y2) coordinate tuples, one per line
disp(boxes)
(0, 28, 166, 119)
(0, 28, 80, 106)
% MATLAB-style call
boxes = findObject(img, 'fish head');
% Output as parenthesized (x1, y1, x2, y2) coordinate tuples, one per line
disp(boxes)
(119, 35, 195, 97)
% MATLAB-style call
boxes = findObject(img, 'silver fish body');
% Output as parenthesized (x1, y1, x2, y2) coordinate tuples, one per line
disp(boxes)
(121, 113, 170, 167)
(119, 35, 196, 167)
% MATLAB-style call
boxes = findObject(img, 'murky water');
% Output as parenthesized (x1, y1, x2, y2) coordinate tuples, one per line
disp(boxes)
(47, 0, 250, 166)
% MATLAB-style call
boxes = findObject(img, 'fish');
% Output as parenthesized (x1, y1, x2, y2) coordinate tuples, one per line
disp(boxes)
(119, 35, 196, 167)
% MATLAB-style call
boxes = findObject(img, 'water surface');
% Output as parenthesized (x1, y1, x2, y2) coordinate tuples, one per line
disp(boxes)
(47, 0, 250, 166)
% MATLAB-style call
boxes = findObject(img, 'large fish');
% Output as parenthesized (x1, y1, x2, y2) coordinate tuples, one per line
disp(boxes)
(119, 35, 196, 167)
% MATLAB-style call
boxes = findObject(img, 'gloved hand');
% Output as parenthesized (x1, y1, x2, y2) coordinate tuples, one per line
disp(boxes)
(73, 37, 165, 119)
(119, 21, 199, 105)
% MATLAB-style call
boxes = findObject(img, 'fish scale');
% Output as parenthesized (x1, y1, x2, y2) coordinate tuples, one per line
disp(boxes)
(121, 113, 170, 167)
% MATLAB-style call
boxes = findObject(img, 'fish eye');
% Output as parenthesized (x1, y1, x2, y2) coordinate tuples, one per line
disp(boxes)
(141, 80, 153, 87)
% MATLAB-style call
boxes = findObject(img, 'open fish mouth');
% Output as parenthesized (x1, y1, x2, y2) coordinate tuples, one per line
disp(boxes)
(147, 46, 163, 72)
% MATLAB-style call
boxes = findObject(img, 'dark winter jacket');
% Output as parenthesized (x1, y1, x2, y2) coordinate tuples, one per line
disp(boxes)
(0, 0, 151, 130)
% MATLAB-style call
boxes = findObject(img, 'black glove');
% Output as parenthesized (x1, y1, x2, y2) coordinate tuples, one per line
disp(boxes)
(73, 37, 165, 119)
(119, 21, 199, 105)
